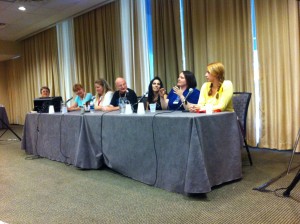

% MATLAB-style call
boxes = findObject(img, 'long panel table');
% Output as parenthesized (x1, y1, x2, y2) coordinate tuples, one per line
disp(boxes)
(22, 111, 243, 194)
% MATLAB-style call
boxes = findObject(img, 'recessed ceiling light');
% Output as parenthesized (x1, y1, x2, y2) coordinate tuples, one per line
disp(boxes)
(18, 6, 26, 11)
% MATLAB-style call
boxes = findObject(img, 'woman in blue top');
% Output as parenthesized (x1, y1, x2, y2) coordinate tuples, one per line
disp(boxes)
(68, 83, 93, 111)
(160, 71, 200, 110)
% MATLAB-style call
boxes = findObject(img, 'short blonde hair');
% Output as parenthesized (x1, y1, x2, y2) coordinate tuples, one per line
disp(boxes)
(207, 62, 225, 83)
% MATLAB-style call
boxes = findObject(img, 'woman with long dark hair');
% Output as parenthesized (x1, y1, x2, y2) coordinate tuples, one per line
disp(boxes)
(146, 77, 166, 110)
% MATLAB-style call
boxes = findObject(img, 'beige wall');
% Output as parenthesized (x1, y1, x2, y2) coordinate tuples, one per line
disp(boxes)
(0, 40, 22, 61)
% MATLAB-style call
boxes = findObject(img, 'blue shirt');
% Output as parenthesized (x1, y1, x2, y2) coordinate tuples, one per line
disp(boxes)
(167, 88, 200, 110)
(75, 93, 93, 107)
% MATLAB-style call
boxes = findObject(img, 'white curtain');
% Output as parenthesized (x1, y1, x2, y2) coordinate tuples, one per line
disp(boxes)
(136, 0, 150, 94)
(56, 19, 77, 106)
(120, 0, 150, 95)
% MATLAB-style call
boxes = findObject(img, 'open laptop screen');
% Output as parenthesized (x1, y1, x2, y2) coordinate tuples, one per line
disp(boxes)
(33, 96, 62, 113)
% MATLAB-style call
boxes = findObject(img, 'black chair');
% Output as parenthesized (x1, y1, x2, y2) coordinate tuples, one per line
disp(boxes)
(232, 92, 253, 166)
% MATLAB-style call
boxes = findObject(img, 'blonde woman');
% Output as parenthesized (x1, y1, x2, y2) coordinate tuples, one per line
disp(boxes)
(94, 79, 114, 111)
(190, 62, 234, 112)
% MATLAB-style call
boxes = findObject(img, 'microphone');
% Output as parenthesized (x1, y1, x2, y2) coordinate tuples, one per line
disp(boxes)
(65, 97, 73, 104)
(138, 91, 148, 103)
(131, 91, 147, 112)
(85, 96, 96, 106)
(176, 88, 193, 111)
(119, 89, 129, 99)
(124, 89, 129, 98)
(184, 88, 194, 105)
(121, 90, 130, 105)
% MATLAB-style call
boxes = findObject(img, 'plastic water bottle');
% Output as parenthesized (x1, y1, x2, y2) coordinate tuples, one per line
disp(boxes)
(61, 102, 67, 114)
(80, 106, 85, 115)
(90, 100, 95, 113)
(119, 98, 125, 114)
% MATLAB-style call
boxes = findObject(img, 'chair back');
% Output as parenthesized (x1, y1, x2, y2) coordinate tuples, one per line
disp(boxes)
(232, 92, 252, 136)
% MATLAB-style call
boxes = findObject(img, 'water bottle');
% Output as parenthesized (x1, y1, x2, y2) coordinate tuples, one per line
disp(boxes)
(119, 98, 125, 114)
(61, 102, 67, 114)
(90, 100, 95, 113)
(80, 106, 85, 115)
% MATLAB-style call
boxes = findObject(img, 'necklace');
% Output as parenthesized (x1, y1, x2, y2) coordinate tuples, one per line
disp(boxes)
(98, 96, 102, 106)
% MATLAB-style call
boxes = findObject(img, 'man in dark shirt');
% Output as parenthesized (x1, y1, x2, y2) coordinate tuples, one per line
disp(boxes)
(107, 77, 138, 111)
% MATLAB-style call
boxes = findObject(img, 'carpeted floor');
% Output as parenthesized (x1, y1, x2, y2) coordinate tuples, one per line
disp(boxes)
(0, 125, 299, 224)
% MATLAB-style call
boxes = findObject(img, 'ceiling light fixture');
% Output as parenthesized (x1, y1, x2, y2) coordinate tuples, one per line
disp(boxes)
(18, 6, 26, 11)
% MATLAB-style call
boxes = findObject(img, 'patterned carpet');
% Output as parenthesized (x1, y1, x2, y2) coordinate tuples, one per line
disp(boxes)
(0, 125, 299, 224)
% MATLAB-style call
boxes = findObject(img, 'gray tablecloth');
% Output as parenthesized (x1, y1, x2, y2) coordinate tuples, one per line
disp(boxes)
(21, 112, 104, 169)
(0, 107, 9, 129)
(22, 111, 243, 194)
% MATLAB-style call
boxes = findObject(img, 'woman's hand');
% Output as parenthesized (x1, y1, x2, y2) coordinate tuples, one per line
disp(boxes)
(189, 104, 200, 113)
(172, 86, 183, 98)
(67, 106, 79, 112)
(159, 88, 166, 98)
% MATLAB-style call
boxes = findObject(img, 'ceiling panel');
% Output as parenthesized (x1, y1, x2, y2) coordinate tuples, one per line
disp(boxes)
(0, 0, 110, 41)
(0, 0, 111, 61)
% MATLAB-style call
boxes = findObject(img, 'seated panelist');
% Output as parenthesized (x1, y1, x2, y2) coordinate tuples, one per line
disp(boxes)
(190, 62, 234, 113)
(68, 83, 92, 111)
(40, 86, 50, 98)
(146, 76, 167, 111)
(107, 77, 138, 111)
(160, 71, 200, 111)
(94, 79, 114, 111)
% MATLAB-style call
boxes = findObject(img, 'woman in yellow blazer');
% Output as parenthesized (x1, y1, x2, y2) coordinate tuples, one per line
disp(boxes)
(190, 62, 234, 112)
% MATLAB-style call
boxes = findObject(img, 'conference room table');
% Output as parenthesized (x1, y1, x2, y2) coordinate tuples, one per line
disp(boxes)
(22, 110, 243, 194)
(0, 106, 9, 129)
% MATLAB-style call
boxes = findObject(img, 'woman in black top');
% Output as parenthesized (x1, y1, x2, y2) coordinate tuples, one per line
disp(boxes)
(147, 77, 166, 110)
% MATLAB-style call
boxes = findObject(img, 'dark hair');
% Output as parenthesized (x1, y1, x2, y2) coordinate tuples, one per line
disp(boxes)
(147, 76, 164, 103)
(40, 86, 50, 94)
(182, 70, 197, 89)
